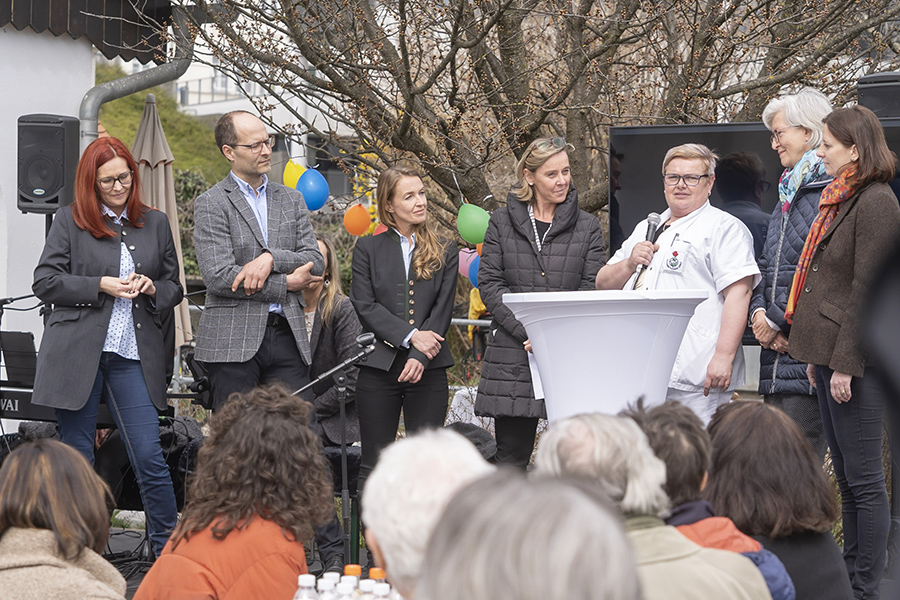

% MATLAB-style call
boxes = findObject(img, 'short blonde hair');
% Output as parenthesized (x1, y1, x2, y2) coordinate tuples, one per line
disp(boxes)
(662, 143, 718, 177)
(514, 138, 572, 203)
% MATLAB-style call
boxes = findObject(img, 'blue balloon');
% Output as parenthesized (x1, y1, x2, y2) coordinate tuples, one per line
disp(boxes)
(468, 255, 481, 288)
(296, 168, 329, 211)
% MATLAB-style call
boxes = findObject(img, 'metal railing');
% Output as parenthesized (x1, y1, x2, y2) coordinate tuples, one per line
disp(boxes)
(169, 310, 491, 395)
(176, 77, 265, 106)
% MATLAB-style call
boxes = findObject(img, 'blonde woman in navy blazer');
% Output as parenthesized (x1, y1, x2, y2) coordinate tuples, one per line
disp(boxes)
(32, 138, 182, 556)
(350, 166, 458, 497)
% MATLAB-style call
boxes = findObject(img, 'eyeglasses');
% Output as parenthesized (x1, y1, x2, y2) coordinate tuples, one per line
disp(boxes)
(97, 170, 133, 191)
(537, 137, 566, 150)
(663, 173, 710, 187)
(770, 125, 802, 145)
(230, 134, 276, 154)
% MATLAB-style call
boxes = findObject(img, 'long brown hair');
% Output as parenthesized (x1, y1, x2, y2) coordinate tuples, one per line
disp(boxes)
(375, 166, 448, 280)
(73, 137, 148, 238)
(171, 384, 334, 548)
(315, 233, 344, 328)
(823, 106, 896, 187)
(0, 439, 113, 559)
(703, 402, 838, 538)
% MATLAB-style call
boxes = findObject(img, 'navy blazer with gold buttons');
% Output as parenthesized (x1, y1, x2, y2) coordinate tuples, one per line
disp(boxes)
(350, 230, 458, 371)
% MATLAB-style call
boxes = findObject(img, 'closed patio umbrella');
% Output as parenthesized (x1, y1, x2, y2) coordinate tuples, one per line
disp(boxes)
(131, 93, 192, 349)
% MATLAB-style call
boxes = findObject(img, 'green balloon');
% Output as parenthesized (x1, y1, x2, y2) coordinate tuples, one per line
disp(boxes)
(457, 203, 491, 244)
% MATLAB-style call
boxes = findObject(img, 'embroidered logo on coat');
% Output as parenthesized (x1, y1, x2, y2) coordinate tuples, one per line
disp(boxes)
(665, 251, 682, 271)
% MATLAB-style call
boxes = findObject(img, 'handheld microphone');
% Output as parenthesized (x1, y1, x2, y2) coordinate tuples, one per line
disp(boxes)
(632, 212, 661, 289)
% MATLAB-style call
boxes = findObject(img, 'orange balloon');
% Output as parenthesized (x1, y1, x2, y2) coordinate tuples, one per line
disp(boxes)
(476, 243, 483, 256)
(344, 204, 371, 236)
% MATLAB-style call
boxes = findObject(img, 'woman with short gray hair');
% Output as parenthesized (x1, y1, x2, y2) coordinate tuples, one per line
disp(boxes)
(750, 87, 832, 460)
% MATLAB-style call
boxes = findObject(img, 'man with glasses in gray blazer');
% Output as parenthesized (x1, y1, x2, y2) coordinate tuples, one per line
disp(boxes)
(194, 111, 344, 572)
(194, 110, 324, 408)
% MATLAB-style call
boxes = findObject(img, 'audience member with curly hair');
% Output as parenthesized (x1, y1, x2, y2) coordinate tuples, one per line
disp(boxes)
(0, 439, 125, 600)
(134, 384, 335, 600)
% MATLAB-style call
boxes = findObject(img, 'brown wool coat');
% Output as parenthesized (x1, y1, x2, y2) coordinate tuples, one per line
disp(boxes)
(788, 182, 900, 378)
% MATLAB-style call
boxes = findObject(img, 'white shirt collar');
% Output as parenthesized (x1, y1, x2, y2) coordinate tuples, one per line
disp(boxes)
(100, 203, 129, 223)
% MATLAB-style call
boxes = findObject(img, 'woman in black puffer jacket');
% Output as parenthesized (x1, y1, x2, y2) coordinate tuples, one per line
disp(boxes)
(749, 88, 832, 461)
(475, 138, 606, 468)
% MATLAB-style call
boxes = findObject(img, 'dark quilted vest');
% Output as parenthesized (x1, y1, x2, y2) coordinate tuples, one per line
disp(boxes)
(750, 175, 830, 396)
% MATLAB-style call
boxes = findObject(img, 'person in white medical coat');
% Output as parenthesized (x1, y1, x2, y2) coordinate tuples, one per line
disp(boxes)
(596, 143, 760, 423)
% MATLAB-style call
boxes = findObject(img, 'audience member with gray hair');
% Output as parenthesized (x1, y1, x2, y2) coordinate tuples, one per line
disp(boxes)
(361, 429, 494, 598)
(417, 471, 640, 600)
(535, 412, 773, 600)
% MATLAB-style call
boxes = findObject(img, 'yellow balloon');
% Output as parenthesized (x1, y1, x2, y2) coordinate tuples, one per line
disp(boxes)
(283, 161, 305, 188)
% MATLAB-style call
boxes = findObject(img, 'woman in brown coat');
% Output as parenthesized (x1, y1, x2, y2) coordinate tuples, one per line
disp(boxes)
(787, 105, 900, 599)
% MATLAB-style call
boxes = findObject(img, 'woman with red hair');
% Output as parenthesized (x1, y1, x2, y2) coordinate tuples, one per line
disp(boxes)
(31, 137, 182, 555)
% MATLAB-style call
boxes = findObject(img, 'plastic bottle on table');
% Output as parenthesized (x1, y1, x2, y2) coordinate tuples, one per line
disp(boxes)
(358, 578, 376, 599)
(373, 583, 391, 598)
(322, 572, 342, 584)
(317, 579, 337, 600)
(335, 582, 355, 598)
(293, 573, 318, 599)
(368, 567, 386, 584)
(344, 564, 363, 578)
(340, 575, 358, 590)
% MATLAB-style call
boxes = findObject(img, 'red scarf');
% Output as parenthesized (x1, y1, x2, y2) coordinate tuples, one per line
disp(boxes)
(785, 165, 858, 324)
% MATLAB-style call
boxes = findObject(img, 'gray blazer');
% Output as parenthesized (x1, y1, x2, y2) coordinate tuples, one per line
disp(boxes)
(32, 206, 184, 412)
(193, 175, 324, 364)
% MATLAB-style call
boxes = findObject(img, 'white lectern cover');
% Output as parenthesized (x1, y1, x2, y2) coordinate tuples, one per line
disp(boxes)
(503, 289, 707, 422)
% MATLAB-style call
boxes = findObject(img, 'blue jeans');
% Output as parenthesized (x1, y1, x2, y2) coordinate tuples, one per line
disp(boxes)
(57, 352, 178, 556)
(815, 365, 889, 599)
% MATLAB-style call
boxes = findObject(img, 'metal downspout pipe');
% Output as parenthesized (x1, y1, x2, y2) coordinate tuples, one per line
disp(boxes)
(79, 7, 195, 154)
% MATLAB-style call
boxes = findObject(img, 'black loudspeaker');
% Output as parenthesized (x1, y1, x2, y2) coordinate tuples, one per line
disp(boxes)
(17, 114, 79, 214)
(858, 73, 900, 119)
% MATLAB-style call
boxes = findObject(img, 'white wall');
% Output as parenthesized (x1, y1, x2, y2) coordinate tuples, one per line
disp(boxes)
(0, 26, 93, 335)
(0, 26, 94, 432)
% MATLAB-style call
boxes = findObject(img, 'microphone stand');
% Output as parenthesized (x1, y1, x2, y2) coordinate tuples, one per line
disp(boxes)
(293, 333, 375, 562)
(0, 294, 39, 331)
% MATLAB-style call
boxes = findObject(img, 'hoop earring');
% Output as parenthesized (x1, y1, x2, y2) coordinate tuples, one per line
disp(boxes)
(324, 278, 330, 287)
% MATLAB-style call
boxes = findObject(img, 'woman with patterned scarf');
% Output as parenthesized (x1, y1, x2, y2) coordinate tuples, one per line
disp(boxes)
(787, 105, 900, 600)
(750, 88, 833, 461)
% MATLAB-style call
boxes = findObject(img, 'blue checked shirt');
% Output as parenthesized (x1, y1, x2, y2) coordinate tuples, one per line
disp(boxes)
(100, 205, 140, 360)
(230, 172, 283, 315)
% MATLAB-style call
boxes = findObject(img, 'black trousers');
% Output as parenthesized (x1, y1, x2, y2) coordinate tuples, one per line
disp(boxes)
(356, 358, 449, 496)
(204, 318, 344, 562)
(494, 416, 540, 470)
(205, 317, 314, 410)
